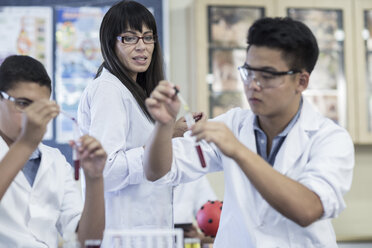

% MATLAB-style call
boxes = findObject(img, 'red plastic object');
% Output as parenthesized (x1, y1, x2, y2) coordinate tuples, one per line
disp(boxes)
(196, 200, 223, 237)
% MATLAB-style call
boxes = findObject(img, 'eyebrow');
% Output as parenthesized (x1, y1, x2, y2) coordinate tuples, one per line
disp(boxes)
(244, 63, 280, 72)
(12, 96, 33, 102)
(122, 30, 153, 35)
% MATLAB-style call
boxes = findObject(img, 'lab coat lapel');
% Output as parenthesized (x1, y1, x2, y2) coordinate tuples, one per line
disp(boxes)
(0, 137, 30, 191)
(273, 99, 320, 175)
(32, 144, 51, 189)
(239, 114, 257, 153)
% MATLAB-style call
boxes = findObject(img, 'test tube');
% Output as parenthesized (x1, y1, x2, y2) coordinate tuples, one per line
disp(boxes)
(72, 123, 80, 180)
(174, 87, 207, 168)
(60, 110, 81, 180)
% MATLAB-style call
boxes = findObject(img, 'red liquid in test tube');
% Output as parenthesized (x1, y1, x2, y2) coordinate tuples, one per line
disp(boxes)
(176, 88, 207, 168)
(72, 147, 80, 181)
(195, 144, 206, 168)
(60, 110, 82, 180)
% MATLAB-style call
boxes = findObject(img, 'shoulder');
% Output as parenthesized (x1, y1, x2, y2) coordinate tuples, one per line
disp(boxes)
(39, 144, 69, 168)
(83, 69, 135, 105)
(300, 99, 353, 148)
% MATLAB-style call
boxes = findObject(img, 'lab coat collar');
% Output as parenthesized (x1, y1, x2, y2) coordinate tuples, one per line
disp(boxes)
(0, 137, 52, 191)
(273, 98, 322, 174)
(239, 113, 257, 154)
(31, 144, 52, 189)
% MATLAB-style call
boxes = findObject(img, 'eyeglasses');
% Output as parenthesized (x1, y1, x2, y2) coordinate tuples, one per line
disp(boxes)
(116, 34, 156, 45)
(238, 63, 300, 89)
(0, 91, 33, 112)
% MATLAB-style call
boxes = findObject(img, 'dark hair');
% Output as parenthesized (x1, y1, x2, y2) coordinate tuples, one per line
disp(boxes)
(97, 0, 164, 121)
(247, 17, 319, 73)
(0, 55, 51, 92)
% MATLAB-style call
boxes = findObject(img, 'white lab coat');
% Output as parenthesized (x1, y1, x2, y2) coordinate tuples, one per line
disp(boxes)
(0, 137, 82, 248)
(78, 68, 173, 231)
(173, 176, 217, 224)
(160, 99, 354, 248)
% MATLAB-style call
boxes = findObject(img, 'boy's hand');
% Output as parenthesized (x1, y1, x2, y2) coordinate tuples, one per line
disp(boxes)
(173, 112, 205, 138)
(192, 121, 244, 158)
(18, 99, 59, 147)
(73, 135, 107, 180)
(146, 80, 180, 125)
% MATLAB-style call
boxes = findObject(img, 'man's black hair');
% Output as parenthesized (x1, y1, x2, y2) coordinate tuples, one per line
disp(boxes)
(247, 17, 319, 73)
(0, 55, 51, 92)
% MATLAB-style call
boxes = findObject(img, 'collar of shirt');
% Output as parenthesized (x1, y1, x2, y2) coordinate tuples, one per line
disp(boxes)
(29, 148, 41, 160)
(253, 97, 303, 166)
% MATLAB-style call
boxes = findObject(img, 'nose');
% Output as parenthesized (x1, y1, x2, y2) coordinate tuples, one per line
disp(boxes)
(135, 38, 146, 50)
(247, 76, 262, 90)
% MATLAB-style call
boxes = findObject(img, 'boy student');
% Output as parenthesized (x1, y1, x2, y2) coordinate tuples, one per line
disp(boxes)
(0, 55, 106, 247)
(144, 17, 354, 247)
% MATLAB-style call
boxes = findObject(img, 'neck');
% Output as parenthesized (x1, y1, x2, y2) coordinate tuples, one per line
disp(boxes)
(131, 72, 138, 82)
(258, 100, 301, 141)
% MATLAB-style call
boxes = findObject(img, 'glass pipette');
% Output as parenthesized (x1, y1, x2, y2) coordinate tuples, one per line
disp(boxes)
(60, 110, 81, 180)
(174, 87, 206, 168)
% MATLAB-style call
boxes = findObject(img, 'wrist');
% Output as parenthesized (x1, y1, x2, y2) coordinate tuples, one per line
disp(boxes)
(84, 175, 104, 187)
(232, 143, 249, 163)
(12, 138, 38, 154)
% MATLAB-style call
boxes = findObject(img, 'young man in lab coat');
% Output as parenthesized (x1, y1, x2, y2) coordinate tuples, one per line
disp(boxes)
(144, 17, 354, 247)
(0, 55, 106, 247)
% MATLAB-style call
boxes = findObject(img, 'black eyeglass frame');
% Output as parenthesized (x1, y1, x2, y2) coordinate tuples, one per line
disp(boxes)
(116, 34, 157, 45)
(0, 91, 33, 111)
(238, 63, 301, 76)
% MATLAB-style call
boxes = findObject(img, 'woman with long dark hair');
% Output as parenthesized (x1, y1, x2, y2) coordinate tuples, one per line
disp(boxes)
(78, 1, 191, 234)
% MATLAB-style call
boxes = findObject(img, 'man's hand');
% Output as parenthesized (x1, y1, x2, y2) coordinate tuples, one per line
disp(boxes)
(173, 112, 205, 138)
(18, 99, 59, 147)
(145, 80, 180, 125)
(191, 121, 244, 158)
(72, 135, 107, 180)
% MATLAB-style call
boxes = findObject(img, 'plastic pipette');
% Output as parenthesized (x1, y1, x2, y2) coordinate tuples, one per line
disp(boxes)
(174, 87, 206, 168)
(60, 110, 81, 180)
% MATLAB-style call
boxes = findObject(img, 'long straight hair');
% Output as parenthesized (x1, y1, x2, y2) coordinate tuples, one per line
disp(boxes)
(97, 0, 164, 122)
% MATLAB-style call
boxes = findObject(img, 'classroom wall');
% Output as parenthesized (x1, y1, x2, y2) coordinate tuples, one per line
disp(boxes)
(168, 0, 372, 241)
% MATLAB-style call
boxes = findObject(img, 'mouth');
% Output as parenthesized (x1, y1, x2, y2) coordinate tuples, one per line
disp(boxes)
(133, 55, 148, 62)
(249, 97, 261, 103)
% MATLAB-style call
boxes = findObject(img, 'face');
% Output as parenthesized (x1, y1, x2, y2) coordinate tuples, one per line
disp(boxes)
(0, 81, 51, 145)
(115, 24, 155, 81)
(243, 45, 308, 120)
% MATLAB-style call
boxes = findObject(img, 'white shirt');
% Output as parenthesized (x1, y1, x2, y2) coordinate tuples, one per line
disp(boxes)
(0, 137, 82, 248)
(173, 176, 217, 224)
(160, 99, 354, 248)
(78, 68, 173, 230)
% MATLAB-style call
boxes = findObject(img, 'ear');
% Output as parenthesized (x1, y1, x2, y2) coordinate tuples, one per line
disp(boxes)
(295, 71, 309, 94)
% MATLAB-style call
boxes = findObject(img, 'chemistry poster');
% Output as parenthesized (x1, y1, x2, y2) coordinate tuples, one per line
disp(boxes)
(55, 6, 108, 143)
(0, 6, 53, 139)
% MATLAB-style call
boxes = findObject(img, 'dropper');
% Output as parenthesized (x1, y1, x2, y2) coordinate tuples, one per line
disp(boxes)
(174, 87, 206, 168)
(60, 110, 81, 180)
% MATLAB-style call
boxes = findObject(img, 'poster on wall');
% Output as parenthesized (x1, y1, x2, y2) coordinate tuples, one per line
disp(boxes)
(0, 6, 53, 139)
(55, 6, 109, 143)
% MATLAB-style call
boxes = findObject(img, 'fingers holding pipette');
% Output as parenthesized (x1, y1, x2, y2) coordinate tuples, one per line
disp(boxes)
(149, 80, 177, 103)
(18, 99, 59, 147)
(146, 80, 181, 124)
